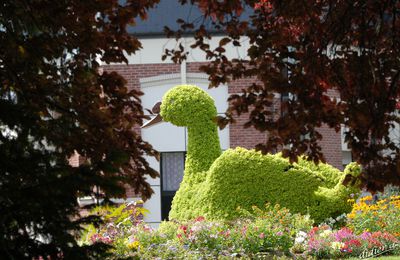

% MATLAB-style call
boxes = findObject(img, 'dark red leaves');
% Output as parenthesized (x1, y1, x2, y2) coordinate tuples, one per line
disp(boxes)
(0, 0, 159, 257)
(165, 0, 400, 191)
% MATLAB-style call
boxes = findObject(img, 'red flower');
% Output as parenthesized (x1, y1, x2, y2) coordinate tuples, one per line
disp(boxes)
(341, 244, 353, 253)
(195, 216, 205, 222)
(179, 225, 188, 237)
(348, 239, 362, 247)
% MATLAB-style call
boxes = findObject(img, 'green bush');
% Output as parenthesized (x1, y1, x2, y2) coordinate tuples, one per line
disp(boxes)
(162, 85, 222, 220)
(171, 147, 361, 223)
(200, 149, 360, 223)
(160, 85, 361, 223)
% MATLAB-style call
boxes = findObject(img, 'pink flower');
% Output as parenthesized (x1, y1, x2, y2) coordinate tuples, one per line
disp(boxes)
(143, 225, 152, 232)
(360, 232, 372, 240)
(259, 232, 265, 239)
(241, 226, 247, 235)
(334, 227, 354, 241)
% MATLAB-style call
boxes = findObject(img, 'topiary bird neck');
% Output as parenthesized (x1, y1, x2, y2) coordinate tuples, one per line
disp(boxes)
(185, 120, 221, 177)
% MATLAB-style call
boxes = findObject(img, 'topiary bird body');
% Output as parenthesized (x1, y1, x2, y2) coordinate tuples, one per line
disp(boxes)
(145, 85, 360, 223)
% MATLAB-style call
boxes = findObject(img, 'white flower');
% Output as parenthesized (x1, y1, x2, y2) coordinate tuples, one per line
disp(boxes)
(298, 231, 307, 238)
(321, 229, 333, 238)
(295, 236, 305, 244)
(295, 231, 308, 244)
(331, 241, 345, 250)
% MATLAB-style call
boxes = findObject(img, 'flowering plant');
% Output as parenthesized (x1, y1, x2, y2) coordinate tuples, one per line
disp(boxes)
(78, 200, 148, 257)
(78, 200, 400, 259)
(347, 195, 400, 237)
(133, 204, 313, 258)
(306, 225, 399, 258)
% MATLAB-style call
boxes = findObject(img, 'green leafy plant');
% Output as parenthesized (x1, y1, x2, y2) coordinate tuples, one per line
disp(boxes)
(78, 201, 148, 257)
(161, 85, 222, 220)
(159, 85, 361, 223)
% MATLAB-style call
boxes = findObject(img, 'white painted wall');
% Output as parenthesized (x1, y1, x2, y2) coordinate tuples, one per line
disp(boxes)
(341, 125, 351, 151)
(124, 36, 250, 65)
(388, 111, 400, 148)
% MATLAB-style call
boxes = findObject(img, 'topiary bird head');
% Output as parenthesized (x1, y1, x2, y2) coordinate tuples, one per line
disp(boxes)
(143, 85, 217, 128)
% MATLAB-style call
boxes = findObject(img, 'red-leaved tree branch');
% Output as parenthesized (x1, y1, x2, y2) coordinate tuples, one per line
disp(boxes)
(166, 0, 400, 191)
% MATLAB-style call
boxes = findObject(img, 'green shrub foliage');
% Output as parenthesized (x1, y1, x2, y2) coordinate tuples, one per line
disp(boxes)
(162, 85, 360, 223)
(161, 85, 221, 218)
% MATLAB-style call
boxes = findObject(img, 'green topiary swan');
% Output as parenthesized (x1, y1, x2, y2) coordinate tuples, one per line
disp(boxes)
(144, 85, 361, 223)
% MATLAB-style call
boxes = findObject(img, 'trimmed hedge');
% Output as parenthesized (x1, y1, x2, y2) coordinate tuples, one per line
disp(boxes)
(161, 85, 360, 223)
(160, 85, 220, 176)
(173, 148, 360, 223)
(161, 85, 221, 219)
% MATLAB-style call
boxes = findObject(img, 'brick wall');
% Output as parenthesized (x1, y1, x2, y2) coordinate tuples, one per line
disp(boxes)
(317, 126, 343, 169)
(317, 89, 343, 169)
(103, 63, 180, 92)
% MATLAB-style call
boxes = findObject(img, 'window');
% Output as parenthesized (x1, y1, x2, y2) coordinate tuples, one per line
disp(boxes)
(160, 152, 185, 220)
(342, 150, 352, 169)
(161, 152, 185, 191)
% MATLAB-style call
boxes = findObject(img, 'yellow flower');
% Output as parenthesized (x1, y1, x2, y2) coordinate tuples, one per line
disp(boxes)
(127, 240, 140, 250)
(361, 195, 373, 202)
(347, 212, 356, 219)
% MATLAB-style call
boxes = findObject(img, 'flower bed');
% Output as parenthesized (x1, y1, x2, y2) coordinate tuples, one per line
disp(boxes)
(303, 225, 399, 258)
(79, 193, 400, 259)
(347, 195, 400, 236)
